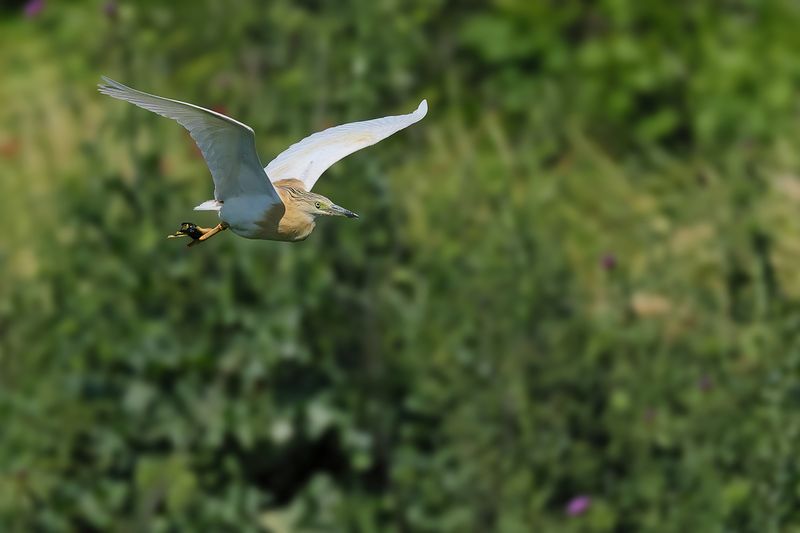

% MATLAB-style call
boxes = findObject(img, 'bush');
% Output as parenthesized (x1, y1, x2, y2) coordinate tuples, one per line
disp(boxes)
(3, 1, 800, 531)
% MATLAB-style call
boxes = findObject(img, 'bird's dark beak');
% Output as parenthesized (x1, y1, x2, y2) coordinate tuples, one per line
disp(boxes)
(330, 204, 359, 218)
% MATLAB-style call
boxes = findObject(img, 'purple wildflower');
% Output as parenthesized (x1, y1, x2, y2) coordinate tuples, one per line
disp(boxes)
(103, 0, 118, 19)
(698, 374, 713, 392)
(23, 0, 45, 18)
(601, 253, 617, 271)
(566, 495, 591, 516)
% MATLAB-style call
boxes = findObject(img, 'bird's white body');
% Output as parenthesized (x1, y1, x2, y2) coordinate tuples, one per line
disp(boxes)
(218, 194, 275, 238)
(98, 76, 427, 243)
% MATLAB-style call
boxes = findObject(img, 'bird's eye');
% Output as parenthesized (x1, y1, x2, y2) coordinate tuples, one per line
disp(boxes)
(315, 201, 321, 209)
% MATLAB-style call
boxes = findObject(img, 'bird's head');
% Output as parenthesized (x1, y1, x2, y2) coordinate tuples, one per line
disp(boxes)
(296, 192, 359, 219)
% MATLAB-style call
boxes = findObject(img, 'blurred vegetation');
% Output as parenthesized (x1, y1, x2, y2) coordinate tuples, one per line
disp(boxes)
(3, 0, 800, 531)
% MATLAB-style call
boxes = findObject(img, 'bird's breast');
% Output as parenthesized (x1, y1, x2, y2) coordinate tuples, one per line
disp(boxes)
(263, 205, 316, 242)
(220, 196, 315, 242)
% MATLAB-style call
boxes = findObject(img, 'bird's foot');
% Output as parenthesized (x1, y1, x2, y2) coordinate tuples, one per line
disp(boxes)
(168, 222, 228, 247)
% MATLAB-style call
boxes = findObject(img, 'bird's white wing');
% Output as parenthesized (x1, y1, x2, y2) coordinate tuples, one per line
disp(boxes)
(265, 100, 427, 191)
(98, 76, 280, 203)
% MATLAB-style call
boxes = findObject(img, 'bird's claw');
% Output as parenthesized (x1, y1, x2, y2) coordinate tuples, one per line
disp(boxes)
(167, 222, 204, 245)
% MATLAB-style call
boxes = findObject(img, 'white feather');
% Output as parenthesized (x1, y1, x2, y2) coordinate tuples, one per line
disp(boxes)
(98, 76, 281, 205)
(265, 100, 428, 191)
(194, 200, 223, 211)
(220, 195, 279, 238)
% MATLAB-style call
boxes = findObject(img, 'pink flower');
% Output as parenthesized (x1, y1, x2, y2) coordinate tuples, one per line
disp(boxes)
(601, 253, 617, 271)
(566, 495, 591, 516)
(23, 0, 45, 18)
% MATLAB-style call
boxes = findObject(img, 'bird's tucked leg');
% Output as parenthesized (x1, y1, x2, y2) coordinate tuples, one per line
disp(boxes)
(195, 222, 229, 243)
(168, 222, 229, 247)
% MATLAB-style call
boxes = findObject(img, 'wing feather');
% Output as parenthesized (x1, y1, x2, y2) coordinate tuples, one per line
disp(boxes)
(265, 100, 427, 191)
(98, 76, 280, 203)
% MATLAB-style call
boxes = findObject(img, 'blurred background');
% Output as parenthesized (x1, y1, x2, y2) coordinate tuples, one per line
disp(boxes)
(3, 0, 800, 531)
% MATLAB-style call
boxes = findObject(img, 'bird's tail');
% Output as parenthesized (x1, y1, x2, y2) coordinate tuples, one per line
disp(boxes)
(194, 200, 222, 211)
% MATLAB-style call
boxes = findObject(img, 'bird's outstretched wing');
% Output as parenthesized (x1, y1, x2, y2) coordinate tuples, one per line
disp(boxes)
(265, 100, 427, 191)
(98, 76, 280, 204)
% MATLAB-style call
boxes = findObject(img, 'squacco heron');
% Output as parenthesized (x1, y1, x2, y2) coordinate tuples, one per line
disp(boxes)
(98, 77, 426, 245)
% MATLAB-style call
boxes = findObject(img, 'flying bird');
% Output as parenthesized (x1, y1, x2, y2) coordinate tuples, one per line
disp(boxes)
(98, 76, 427, 246)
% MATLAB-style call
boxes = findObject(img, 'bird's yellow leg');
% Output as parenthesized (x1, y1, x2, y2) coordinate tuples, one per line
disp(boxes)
(187, 222, 229, 247)
(168, 222, 229, 247)
(199, 222, 229, 241)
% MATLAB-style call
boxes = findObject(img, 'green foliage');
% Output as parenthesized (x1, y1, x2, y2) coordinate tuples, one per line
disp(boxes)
(3, 0, 800, 531)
